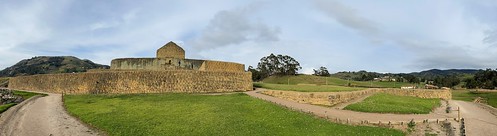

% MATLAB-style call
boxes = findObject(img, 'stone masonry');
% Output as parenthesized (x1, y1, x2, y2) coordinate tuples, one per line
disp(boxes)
(9, 41, 252, 94)
(261, 88, 451, 106)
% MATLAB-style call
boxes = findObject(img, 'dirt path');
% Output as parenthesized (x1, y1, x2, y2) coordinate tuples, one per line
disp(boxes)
(245, 89, 457, 124)
(0, 93, 99, 136)
(450, 100, 497, 136)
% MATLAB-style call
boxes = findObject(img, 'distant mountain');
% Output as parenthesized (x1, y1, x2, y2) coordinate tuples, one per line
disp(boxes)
(409, 69, 480, 80)
(0, 56, 109, 77)
(331, 69, 481, 81)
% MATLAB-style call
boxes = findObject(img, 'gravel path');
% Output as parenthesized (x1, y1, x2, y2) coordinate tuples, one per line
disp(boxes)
(450, 100, 497, 136)
(0, 93, 99, 136)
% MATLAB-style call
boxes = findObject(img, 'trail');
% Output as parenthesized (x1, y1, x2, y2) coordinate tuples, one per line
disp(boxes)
(0, 93, 99, 136)
(450, 100, 497, 136)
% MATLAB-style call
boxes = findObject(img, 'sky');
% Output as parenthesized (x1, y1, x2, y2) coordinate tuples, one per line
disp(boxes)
(1, 0, 497, 74)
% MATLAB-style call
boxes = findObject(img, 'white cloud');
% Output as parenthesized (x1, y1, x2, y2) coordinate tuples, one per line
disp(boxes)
(188, 3, 281, 50)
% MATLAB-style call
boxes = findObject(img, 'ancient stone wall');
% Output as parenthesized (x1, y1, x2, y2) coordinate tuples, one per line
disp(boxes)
(261, 88, 451, 106)
(111, 58, 204, 71)
(111, 58, 245, 72)
(199, 60, 245, 72)
(9, 70, 252, 94)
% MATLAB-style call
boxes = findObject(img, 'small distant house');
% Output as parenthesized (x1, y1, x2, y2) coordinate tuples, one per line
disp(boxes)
(401, 86, 416, 89)
(376, 76, 396, 82)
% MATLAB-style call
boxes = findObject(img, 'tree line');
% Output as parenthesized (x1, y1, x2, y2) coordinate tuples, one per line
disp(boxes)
(464, 69, 497, 89)
(247, 54, 497, 90)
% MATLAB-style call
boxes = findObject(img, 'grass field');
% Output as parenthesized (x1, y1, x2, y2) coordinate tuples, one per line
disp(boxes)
(64, 93, 404, 136)
(262, 75, 414, 88)
(0, 90, 46, 114)
(452, 90, 497, 108)
(344, 93, 441, 114)
(254, 82, 364, 92)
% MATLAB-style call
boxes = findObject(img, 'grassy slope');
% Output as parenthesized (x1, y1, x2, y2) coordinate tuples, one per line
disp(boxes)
(263, 75, 414, 88)
(344, 93, 441, 114)
(64, 93, 404, 136)
(0, 90, 45, 114)
(452, 90, 497, 108)
(13, 91, 47, 99)
(0, 103, 16, 113)
(254, 82, 364, 92)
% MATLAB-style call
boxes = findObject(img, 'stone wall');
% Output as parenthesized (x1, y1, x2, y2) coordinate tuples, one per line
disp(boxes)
(261, 88, 451, 106)
(199, 60, 245, 72)
(110, 58, 244, 72)
(9, 70, 252, 94)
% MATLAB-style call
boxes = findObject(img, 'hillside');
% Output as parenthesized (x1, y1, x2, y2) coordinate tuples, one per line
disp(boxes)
(332, 69, 480, 81)
(0, 56, 109, 77)
(409, 69, 480, 80)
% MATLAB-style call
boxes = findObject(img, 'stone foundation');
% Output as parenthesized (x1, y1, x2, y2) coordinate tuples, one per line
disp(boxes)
(261, 88, 451, 106)
(9, 70, 252, 94)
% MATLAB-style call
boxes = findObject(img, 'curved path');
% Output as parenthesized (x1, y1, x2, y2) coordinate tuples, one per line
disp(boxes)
(0, 93, 99, 136)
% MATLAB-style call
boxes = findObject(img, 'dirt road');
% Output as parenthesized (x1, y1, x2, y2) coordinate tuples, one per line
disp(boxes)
(0, 93, 98, 136)
(450, 100, 497, 136)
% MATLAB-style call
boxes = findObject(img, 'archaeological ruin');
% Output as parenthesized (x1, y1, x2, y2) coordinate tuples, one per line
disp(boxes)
(8, 42, 252, 94)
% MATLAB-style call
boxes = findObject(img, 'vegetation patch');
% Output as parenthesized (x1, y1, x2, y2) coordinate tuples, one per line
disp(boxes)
(254, 82, 363, 92)
(0, 90, 46, 114)
(0, 103, 16, 113)
(64, 93, 404, 136)
(344, 93, 441, 114)
(262, 75, 413, 88)
(452, 90, 497, 108)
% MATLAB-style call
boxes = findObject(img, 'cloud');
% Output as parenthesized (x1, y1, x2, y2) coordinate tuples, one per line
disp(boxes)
(189, 3, 281, 50)
(397, 39, 492, 69)
(313, 0, 381, 41)
(484, 29, 497, 46)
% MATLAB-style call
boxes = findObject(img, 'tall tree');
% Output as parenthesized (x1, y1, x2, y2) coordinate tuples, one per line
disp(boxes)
(255, 53, 301, 79)
(313, 66, 330, 77)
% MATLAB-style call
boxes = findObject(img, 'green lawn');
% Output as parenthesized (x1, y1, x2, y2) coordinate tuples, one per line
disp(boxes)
(344, 93, 441, 114)
(0, 90, 46, 114)
(64, 93, 404, 136)
(0, 103, 16, 113)
(262, 75, 414, 88)
(254, 82, 364, 92)
(13, 90, 47, 99)
(452, 90, 497, 108)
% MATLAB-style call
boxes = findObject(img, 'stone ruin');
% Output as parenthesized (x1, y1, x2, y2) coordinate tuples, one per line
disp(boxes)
(8, 41, 252, 94)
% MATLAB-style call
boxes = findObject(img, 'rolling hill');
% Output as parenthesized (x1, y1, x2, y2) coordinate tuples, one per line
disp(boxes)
(0, 56, 109, 77)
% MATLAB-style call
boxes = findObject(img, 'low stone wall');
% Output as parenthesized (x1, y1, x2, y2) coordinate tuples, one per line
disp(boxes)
(9, 70, 252, 94)
(261, 88, 451, 106)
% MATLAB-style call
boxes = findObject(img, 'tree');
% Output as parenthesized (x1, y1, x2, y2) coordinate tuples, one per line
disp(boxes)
(252, 53, 302, 80)
(247, 66, 265, 81)
(465, 69, 497, 89)
(313, 66, 330, 77)
(433, 76, 460, 88)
